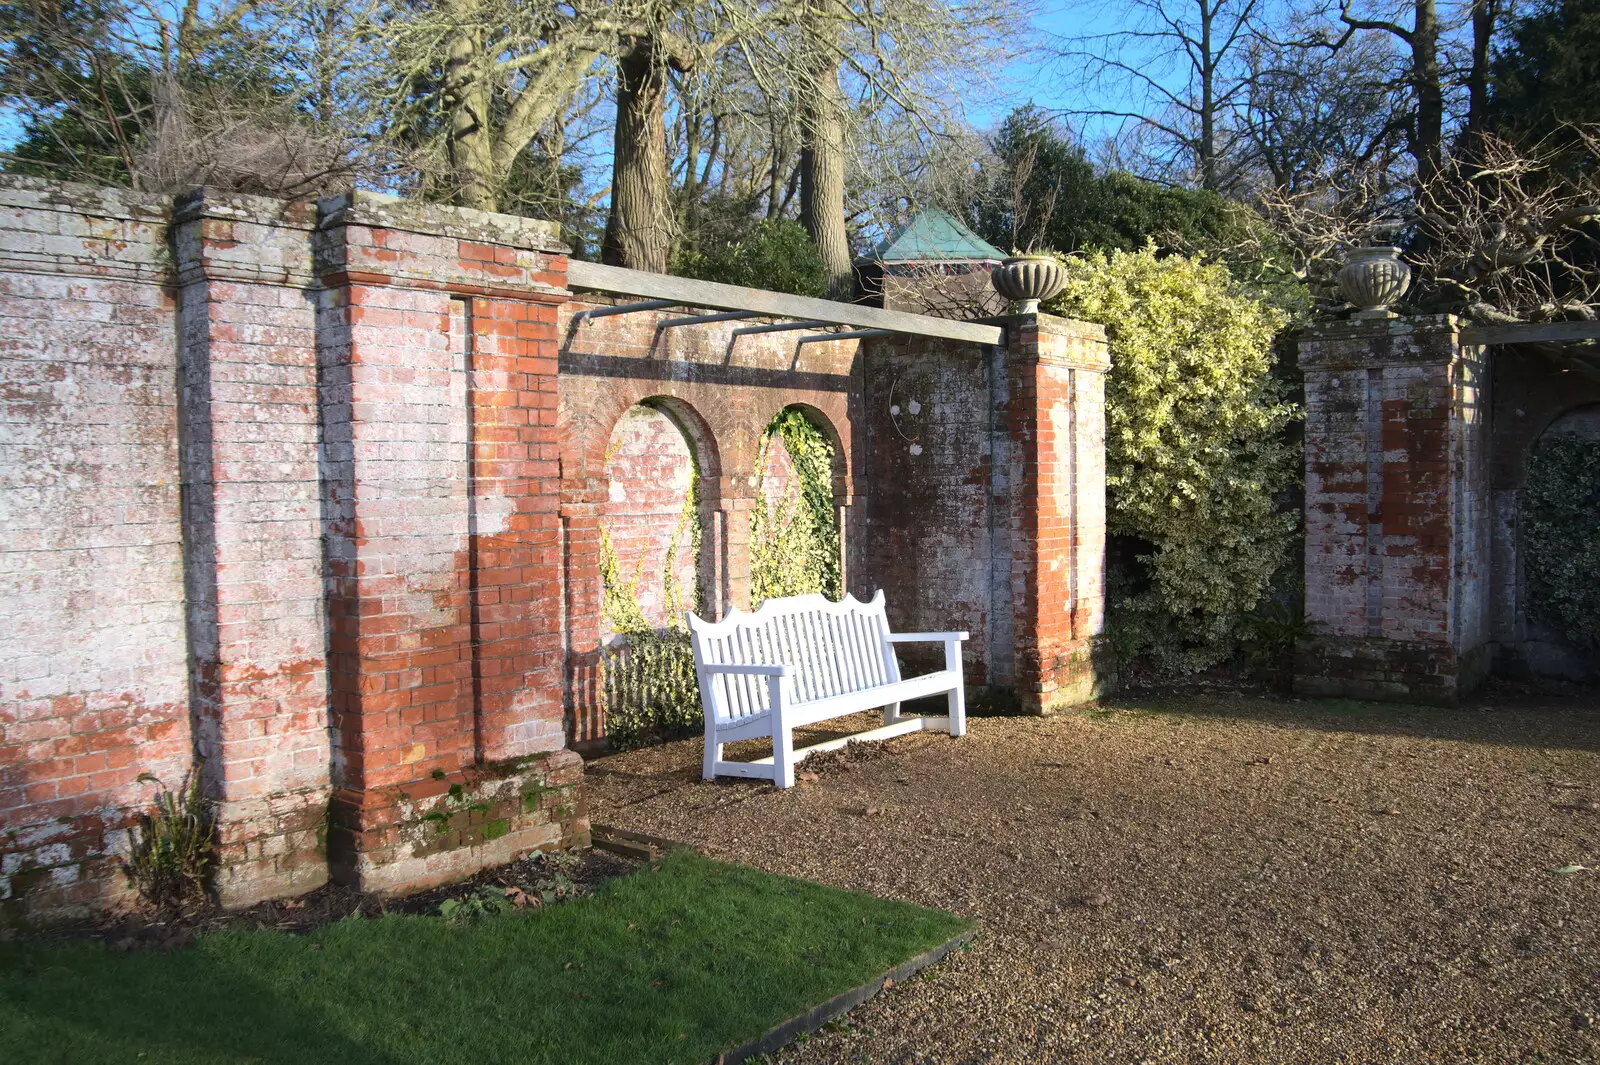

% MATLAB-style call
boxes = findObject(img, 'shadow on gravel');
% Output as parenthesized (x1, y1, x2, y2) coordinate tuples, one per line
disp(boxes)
(1111, 687, 1600, 752)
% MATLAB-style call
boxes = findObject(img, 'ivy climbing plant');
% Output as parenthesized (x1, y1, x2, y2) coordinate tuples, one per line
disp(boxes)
(599, 407, 705, 750)
(750, 408, 841, 605)
(1522, 434, 1600, 651)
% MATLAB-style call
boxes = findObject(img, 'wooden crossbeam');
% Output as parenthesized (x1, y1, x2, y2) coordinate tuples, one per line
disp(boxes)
(567, 259, 1005, 345)
(1461, 321, 1600, 346)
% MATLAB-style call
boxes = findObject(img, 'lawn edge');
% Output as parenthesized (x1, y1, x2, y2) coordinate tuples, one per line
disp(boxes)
(715, 928, 973, 1065)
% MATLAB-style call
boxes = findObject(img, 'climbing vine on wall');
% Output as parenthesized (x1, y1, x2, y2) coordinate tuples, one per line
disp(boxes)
(1522, 435, 1600, 650)
(599, 415, 705, 750)
(750, 408, 841, 605)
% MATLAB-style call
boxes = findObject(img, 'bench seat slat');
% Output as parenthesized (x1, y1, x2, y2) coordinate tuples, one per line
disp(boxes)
(710, 669, 962, 742)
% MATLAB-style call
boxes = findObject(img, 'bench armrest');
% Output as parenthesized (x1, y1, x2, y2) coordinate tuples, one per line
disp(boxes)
(698, 662, 792, 677)
(885, 631, 969, 643)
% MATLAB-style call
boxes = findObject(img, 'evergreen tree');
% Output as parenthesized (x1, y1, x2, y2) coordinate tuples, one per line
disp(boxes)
(1489, 0, 1600, 148)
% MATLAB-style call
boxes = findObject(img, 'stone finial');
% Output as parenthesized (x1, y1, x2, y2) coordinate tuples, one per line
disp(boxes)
(991, 254, 1068, 314)
(1338, 246, 1412, 319)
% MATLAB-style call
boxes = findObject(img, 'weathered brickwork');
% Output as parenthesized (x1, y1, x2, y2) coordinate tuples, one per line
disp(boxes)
(859, 315, 1112, 710)
(173, 190, 332, 907)
(1296, 316, 1492, 704)
(314, 193, 579, 892)
(2, 176, 1119, 921)
(1, 182, 586, 922)
(0, 180, 191, 919)
(1001, 315, 1114, 712)
(860, 335, 1009, 683)
(603, 403, 701, 634)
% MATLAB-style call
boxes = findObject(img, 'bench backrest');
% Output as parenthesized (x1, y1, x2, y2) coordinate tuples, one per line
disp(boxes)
(687, 591, 901, 723)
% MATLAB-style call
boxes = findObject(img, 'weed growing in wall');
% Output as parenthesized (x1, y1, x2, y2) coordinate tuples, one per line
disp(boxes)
(1522, 435, 1600, 650)
(750, 408, 841, 605)
(1046, 245, 1300, 674)
(123, 767, 214, 911)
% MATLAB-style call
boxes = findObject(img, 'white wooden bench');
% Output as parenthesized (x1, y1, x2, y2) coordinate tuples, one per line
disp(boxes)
(687, 591, 968, 788)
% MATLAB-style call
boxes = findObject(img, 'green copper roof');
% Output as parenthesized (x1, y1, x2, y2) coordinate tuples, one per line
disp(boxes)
(869, 208, 1006, 263)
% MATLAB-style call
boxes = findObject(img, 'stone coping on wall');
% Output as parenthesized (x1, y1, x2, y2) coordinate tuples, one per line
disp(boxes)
(1299, 313, 1474, 371)
(316, 189, 569, 254)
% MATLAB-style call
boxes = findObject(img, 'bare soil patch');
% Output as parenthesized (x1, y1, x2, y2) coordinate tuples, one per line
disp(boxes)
(20, 849, 636, 950)
(587, 687, 1600, 1064)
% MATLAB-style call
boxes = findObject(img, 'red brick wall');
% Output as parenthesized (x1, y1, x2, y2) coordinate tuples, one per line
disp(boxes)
(173, 190, 332, 907)
(2, 176, 1122, 921)
(1, 179, 191, 919)
(860, 335, 1010, 683)
(858, 315, 1111, 709)
(1001, 316, 1113, 711)
(315, 193, 579, 894)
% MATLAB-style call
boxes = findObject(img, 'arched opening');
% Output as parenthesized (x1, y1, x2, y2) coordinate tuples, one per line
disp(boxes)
(601, 401, 705, 634)
(598, 399, 711, 746)
(750, 405, 844, 605)
(1518, 403, 1600, 680)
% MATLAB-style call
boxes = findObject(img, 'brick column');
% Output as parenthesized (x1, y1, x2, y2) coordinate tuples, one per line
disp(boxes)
(316, 192, 584, 894)
(1003, 313, 1113, 712)
(1296, 315, 1491, 705)
(720, 493, 759, 612)
(172, 191, 332, 907)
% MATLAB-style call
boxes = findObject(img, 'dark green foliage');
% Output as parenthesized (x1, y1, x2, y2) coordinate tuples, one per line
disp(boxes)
(0, 0, 150, 184)
(971, 107, 1267, 260)
(122, 768, 214, 911)
(674, 216, 828, 297)
(0, 849, 970, 1065)
(1490, 0, 1600, 148)
(499, 144, 604, 259)
(1522, 434, 1600, 649)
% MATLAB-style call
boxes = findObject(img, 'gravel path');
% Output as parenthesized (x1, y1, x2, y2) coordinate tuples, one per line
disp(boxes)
(587, 691, 1600, 1064)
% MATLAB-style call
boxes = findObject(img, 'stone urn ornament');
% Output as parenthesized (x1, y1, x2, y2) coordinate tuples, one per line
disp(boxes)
(991, 253, 1067, 314)
(1337, 246, 1412, 318)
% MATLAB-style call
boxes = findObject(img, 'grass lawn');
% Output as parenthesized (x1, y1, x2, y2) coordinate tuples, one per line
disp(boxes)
(0, 850, 971, 1065)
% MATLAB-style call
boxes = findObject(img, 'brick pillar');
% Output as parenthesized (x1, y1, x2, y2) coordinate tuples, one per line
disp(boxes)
(1003, 313, 1113, 712)
(172, 191, 332, 907)
(720, 492, 758, 612)
(316, 192, 584, 894)
(1296, 315, 1491, 705)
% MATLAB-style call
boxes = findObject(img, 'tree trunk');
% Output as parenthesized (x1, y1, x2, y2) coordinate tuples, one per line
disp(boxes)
(1466, 0, 1497, 134)
(1411, 0, 1444, 188)
(1198, 0, 1218, 190)
(799, 23, 851, 299)
(603, 39, 674, 272)
(444, 21, 497, 212)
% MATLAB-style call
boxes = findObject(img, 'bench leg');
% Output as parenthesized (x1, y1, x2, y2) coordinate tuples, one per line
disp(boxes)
(771, 718, 796, 789)
(882, 701, 902, 726)
(702, 729, 722, 782)
(947, 686, 966, 737)
(944, 638, 967, 737)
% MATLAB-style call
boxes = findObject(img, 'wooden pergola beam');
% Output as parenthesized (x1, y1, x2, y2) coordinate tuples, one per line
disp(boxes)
(567, 260, 1005, 346)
